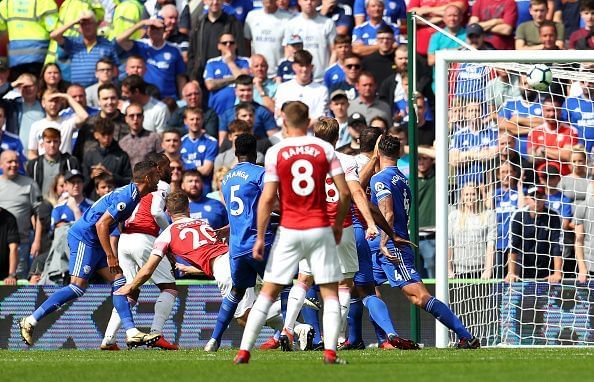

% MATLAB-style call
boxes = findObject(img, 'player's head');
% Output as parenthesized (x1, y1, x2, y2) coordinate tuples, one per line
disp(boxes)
(166, 190, 190, 217)
(234, 133, 258, 164)
(359, 126, 382, 154)
(145, 152, 170, 182)
(181, 169, 204, 201)
(94, 173, 115, 197)
(282, 101, 310, 132)
(133, 160, 160, 196)
(378, 133, 401, 161)
(313, 117, 339, 146)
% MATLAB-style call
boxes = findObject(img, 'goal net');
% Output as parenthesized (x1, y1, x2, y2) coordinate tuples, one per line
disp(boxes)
(434, 50, 594, 347)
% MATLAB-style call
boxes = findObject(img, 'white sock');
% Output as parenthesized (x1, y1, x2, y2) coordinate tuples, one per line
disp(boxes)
(338, 287, 351, 340)
(102, 308, 122, 346)
(322, 296, 341, 352)
(284, 282, 308, 333)
(151, 289, 177, 334)
(26, 315, 37, 326)
(239, 294, 274, 351)
(265, 300, 284, 330)
(126, 328, 140, 338)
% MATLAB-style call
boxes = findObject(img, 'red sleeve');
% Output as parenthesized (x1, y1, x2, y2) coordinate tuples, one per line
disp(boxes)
(527, 129, 536, 151)
(502, 0, 518, 27)
(407, 0, 421, 10)
(471, 0, 481, 17)
(450, 0, 469, 12)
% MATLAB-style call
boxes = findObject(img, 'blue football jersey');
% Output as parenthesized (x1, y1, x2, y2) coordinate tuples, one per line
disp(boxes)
(353, 21, 399, 45)
(204, 56, 250, 115)
(180, 133, 218, 194)
(69, 183, 141, 247)
(133, 39, 186, 100)
(370, 166, 410, 242)
(188, 198, 229, 229)
(221, 162, 273, 258)
(499, 98, 543, 157)
(354, 0, 406, 24)
(324, 63, 346, 89)
(51, 198, 94, 229)
(494, 187, 519, 251)
(562, 95, 594, 154)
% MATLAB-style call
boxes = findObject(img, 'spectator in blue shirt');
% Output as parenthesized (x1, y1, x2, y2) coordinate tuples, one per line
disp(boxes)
(51, 170, 93, 229)
(204, 33, 251, 115)
(50, 12, 120, 88)
(324, 34, 353, 91)
(181, 169, 228, 229)
(354, 0, 406, 26)
(0, 106, 27, 176)
(275, 34, 303, 83)
(218, 74, 278, 144)
(318, 0, 355, 35)
(180, 107, 218, 194)
(117, 16, 188, 100)
(352, 0, 399, 57)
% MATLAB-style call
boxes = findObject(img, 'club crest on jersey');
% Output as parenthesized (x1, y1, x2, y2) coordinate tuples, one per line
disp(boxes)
(83, 265, 91, 274)
(375, 182, 385, 192)
(117, 202, 126, 211)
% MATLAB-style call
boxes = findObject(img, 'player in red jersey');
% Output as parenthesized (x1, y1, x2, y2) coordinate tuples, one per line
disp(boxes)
(101, 153, 178, 350)
(234, 101, 351, 365)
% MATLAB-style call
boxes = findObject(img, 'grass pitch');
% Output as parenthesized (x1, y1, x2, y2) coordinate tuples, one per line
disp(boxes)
(1, 348, 593, 382)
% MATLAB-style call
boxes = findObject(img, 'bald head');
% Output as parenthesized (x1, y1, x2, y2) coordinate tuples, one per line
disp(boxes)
(160, 4, 178, 32)
(182, 81, 202, 108)
(1, 150, 20, 179)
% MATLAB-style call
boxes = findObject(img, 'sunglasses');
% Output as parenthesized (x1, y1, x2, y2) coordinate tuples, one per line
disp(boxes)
(346, 64, 361, 69)
(220, 41, 235, 45)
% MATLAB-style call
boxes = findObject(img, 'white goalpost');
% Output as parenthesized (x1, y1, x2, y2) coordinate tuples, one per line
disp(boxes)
(434, 50, 594, 348)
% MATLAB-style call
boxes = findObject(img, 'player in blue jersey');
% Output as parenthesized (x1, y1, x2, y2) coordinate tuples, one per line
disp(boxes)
(370, 134, 480, 349)
(204, 133, 275, 352)
(19, 160, 162, 348)
(180, 107, 218, 195)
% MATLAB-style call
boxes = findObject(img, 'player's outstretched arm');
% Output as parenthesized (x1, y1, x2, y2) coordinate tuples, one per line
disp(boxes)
(253, 182, 278, 260)
(96, 212, 121, 274)
(115, 255, 162, 296)
(347, 180, 378, 239)
(332, 173, 351, 244)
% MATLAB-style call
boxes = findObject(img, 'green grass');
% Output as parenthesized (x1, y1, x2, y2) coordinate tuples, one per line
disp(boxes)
(1, 348, 593, 382)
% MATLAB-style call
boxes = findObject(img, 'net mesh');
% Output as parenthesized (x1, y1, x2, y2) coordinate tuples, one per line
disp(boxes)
(445, 60, 594, 346)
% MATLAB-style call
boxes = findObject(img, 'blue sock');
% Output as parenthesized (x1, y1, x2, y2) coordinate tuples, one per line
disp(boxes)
(112, 277, 135, 331)
(347, 298, 363, 344)
(371, 317, 387, 343)
(425, 296, 472, 340)
(32, 284, 85, 321)
(280, 286, 291, 320)
(302, 288, 322, 344)
(363, 295, 397, 336)
(212, 292, 241, 343)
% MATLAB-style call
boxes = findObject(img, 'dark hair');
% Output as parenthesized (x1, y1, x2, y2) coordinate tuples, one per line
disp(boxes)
(313, 117, 339, 144)
(228, 119, 251, 134)
(98, 82, 119, 98)
(94, 118, 115, 135)
(162, 128, 182, 139)
(539, 20, 557, 32)
(96, 57, 115, 70)
(378, 133, 401, 158)
(132, 160, 157, 182)
(145, 152, 169, 168)
(235, 133, 257, 158)
(334, 34, 352, 45)
(121, 75, 146, 94)
(235, 102, 255, 116)
(369, 116, 389, 129)
(581, 0, 594, 11)
(38, 63, 69, 98)
(94, 173, 115, 188)
(376, 25, 395, 36)
(182, 168, 203, 182)
(235, 74, 254, 86)
(293, 49, 313, 66)
(359, 127, 382, 152)
(166, 190, 189, 215)
(358, 71, 376, 83)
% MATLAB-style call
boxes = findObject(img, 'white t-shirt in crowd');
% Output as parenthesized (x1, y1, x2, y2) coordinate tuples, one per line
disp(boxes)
(244, 8, 292, 78)
(274, 79, 329, 123)
(28, 116, 78, 156)
(283, 13, 336, 82)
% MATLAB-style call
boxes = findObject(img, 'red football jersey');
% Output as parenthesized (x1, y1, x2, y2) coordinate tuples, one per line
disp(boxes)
(264, 136, 343, 230)
(528, 122, 578, 175)
(325, 151, 358, 228)
(123, 180, 170, 237)
(151, 217, 228, 278)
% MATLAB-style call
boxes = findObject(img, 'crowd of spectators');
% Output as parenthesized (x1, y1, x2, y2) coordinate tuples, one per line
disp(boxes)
(0, 0, 593, 285)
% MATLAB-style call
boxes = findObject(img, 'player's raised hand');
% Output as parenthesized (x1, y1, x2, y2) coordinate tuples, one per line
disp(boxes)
(365, 224, 379, 240)
(252, 238, 264, 261)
